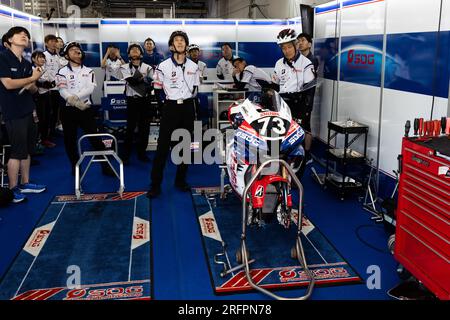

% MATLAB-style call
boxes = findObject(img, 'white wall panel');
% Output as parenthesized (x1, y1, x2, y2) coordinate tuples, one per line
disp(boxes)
(315, 1, 340, 39)
(236, 23, 292, 42)
(432, 97, 449, 119)
(128, 23, 183, 45)
(0, 13, 13, 37)
(441, 0, 450, 31)
(314, 79, 336, 143)
(386, 0, 442, 34)
(379, 89, 433, 174)
(340, 0, 385, 36)
(336, 81, 381, 163)
(99, 23, 129, 43)
(184, 22, 238, 45)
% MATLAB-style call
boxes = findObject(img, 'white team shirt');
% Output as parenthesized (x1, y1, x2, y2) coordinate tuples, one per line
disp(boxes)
(153, 57, 200, 101)
(104, 58, 123, 81)
(216, 56, 235, 81)
(34, 65, 55, 95)
(59, 55, 68, 67)
(272, 53, 315, 94)
(120, 62, 153, 97)
(56, 64, 96, 106)
(240, 65, 272, 91)
(197, 60, 208, 81)
(43, 50, 63, 91)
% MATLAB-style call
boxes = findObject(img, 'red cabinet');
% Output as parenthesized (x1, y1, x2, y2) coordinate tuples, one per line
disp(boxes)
(395, 137, 450, 300)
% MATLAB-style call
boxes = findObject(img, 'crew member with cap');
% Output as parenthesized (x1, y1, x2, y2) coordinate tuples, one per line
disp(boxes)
(43, 34, 64, 141)
(56, 41, 114, 176)
(147, 30, 200, 198)
(272, 28, 316, 176)
(0, 26, 46, 203)
(120, 43, 153, 164)
(188, 44, 207, 121)
(188, 44, 207, 82)
(216, 43, 236, 82)
(232, 57, 272, 102)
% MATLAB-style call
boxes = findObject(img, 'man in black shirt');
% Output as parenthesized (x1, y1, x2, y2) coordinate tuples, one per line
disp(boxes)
(0, 27, 46, 203)
(297, 32, 318, 165)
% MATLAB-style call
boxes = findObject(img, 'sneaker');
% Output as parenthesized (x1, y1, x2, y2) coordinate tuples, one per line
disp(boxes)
(19, 182, 46, 193)
(41, 140, 56, 148)
(12, 187, 27, 203)
(305, 153, 313, 166)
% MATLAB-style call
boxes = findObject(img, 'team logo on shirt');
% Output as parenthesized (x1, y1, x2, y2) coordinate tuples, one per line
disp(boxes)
(281, 69, 286, 74)
(172, 71, 177, 77)
(69, 75, 75, 79)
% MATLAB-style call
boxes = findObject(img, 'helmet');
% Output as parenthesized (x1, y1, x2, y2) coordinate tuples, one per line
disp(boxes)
(277, 28, 297, 45)
(168, 30, 189, 50)
(187, 44, 200, 52)
(63, 41, 85, 60)
(127, 42, 144, 57)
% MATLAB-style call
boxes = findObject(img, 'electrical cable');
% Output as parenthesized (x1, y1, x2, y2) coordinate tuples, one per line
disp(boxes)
(355, 224, 391, 254)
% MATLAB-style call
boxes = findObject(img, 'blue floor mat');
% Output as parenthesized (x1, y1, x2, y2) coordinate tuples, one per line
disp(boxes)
(191, 187, 362, 295)
(0, 192, 151, 300)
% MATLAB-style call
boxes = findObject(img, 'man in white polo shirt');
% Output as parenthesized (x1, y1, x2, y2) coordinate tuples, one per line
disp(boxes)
(147, 30, 200, 198)
(232, 57, 272, 102)
(216, 43, 236, 82)
(272, 28, 316, 177)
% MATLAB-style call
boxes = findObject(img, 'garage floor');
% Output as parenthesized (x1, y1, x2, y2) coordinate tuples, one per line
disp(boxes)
(0, 136, 399, 300)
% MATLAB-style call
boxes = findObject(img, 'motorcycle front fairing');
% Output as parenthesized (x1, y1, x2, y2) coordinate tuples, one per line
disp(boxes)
(225, 95, 305, 200)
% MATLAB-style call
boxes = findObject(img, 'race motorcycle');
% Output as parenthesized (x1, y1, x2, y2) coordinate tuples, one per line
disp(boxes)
(224, 90, 305, 229)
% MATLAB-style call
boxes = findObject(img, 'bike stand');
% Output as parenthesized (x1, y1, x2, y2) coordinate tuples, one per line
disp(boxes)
(239, 159, 315, 300)
(75, 133, 124, 199)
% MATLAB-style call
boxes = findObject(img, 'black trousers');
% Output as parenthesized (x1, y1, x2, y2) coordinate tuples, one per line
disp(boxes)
(124, 96, 151, 159)
(47, 90, 61, 137)
(35, 92, 53, 141)
(151, 99, 195, 187)
(60, 106, 107, 167)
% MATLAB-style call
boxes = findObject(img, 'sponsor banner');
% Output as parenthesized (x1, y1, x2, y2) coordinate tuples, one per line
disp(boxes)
(23, 222, 56, 257)
(12, 280, 151, 301)
(199, 211, 223, 242)
(340, 35, 384, 87)
(54, 192, 145, 203)
(218, 265, 360, 292)
(132, 217, 150, 250)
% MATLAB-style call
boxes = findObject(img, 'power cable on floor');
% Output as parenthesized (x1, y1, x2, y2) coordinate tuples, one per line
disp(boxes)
(355, 224, 391, 254)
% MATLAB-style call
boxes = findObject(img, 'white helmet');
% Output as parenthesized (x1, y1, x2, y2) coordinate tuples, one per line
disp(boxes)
(187, 44, 200, 52)
(276, 28, 297, 45)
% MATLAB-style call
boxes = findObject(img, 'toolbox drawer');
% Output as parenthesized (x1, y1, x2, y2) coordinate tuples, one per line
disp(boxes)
(402, 164, 450, 204)
(402, 144, 450, 191)
(395, 226, 450, 300)
(397, 209, 450, 258)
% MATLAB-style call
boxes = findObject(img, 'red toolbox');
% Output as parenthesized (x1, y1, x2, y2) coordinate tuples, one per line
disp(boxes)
(395, 136, 450, 300)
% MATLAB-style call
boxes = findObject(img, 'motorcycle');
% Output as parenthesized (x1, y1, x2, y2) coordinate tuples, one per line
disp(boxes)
(224, 90, 306, 228)
(220, 89, 316, 300)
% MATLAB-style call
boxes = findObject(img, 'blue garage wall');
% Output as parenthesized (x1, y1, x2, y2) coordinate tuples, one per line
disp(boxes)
(385, 31, 439, 97)
(340, 35, 384, 87)
(314, 37, 339, 81)
(314, 31, 450, 98)
(237, 42, 283, 67)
